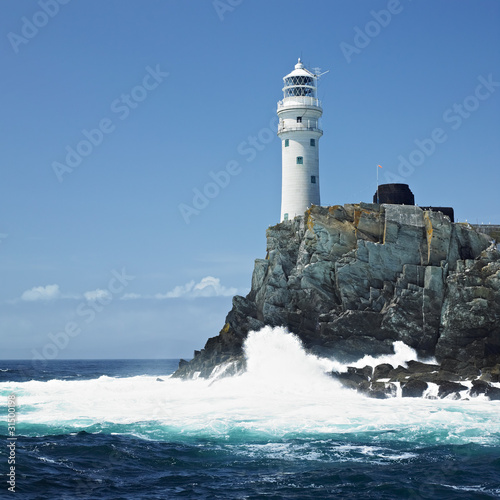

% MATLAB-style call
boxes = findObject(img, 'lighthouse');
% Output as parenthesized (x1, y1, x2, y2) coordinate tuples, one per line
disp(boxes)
(278, 58, 323, 222)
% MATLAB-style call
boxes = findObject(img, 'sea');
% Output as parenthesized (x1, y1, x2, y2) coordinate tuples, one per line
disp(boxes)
(1, 326, 499, 499)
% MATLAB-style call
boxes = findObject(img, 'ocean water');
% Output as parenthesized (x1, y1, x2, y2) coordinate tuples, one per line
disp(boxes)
(1, 327, 499, 499)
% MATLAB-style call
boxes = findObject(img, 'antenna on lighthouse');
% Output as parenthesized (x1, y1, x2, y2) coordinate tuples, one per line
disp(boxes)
(312, 68, 330, 79)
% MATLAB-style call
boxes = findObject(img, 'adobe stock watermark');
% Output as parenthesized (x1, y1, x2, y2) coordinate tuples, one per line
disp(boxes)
(213, 0, 243, 21)
(178, 113, 278, 224)
(6, 394, 17, 493)
(384, 74, 499, 184)
(7, 0, 71, 54)
(31, 268, 135, 361)
(52, 65, 168, 183)
(340, 0, 407, 64)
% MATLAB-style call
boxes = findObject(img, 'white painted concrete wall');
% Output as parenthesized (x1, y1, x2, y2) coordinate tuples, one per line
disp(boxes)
(278, 104, 322, 222)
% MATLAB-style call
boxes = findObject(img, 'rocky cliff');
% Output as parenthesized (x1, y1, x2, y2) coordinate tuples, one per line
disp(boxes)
(173, 204, 500, 398)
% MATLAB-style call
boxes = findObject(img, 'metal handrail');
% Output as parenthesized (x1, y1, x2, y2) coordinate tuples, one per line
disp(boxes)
(278, 125, 323, 133)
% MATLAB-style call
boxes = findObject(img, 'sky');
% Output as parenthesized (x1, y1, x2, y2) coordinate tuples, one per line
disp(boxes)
(1, 0, 499, 360)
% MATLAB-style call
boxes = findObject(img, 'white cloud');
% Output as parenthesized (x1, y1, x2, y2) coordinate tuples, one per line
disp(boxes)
(193, 276, 238, 297)
(21, 284, 61, 302)
(119, 276, 238, 300)
(164, 276, 238, 299)
(16, 276, 240, 305)
(84, 289, 112, 302)
(157, 280, 196, 299)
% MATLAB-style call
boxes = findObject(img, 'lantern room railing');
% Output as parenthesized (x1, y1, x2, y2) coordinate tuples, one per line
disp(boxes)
(277, 123, 323, 134)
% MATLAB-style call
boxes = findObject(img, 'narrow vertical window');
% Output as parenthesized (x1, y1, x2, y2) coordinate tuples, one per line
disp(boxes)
(296, 156, 303, 165)
(284, 213, 289, 221)
(284, 139, 289, 147)
(296, 117, 302, 123)
(311, 175, 316, 184)
(310, 138, 315, 147)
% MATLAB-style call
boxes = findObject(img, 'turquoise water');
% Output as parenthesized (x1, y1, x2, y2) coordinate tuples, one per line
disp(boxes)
(1, 327, 499, 499)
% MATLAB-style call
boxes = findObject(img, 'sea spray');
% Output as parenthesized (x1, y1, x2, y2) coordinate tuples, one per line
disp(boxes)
(243, 326, 338, 390)
(347, 340, 423, 369)
(1, 327, 498, 446)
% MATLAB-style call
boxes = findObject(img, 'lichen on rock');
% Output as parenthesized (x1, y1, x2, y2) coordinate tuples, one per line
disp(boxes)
(173, 204, 500, 397)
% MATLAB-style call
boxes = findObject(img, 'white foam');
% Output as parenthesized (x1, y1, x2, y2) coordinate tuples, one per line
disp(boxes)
(424, 382, 439, 399)
(2, 326, 499, 445)
(347, 341, 421, 369)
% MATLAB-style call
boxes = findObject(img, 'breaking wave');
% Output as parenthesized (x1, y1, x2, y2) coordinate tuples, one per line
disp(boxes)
(1, 327, 499, 446)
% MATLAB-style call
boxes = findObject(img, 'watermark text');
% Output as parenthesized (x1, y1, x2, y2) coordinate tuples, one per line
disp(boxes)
(52, 65, 168, 183)
(6, 394, 17, 493)
(385, 74, 499, 183)
(7, 0, 71, 54)
(31, 268, 135, 361)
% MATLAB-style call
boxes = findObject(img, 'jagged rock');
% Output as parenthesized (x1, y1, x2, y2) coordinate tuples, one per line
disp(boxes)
(486, 386, 500, 400)
(364, 382, 397, 399)
(436, 246, 500, 369)
(437, 381, 468, 399)
(439, 359, 481, 379)
(470, 379, 490, 397)
(480, 364, 500, 383)
(331, 366, 372, 390)
(471, 380, 500, 400)
(372, 363, 394, 380)
(173, 204, 500, 388)
(405, 371, 460, 384)
(349, 378, 398, 399)
(331, 373, 363, 391)
(386, 365, 412, 382)
(402, 379, 428, 398)
(355, 365, 373, 379)
(406, 361, 441, 374)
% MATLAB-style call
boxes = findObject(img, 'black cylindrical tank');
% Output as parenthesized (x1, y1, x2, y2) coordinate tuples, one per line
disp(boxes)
(374, 184, 415, 205)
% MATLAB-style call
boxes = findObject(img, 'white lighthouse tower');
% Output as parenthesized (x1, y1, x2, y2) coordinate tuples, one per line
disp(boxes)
(278, 59, 323, 222)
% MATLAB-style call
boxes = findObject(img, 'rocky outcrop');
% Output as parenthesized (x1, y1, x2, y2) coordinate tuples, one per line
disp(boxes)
(173, 204, 500, 398)
(331, 359, 499, 400)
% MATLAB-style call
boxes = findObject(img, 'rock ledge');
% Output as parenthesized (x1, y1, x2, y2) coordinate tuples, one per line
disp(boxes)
(173, 204, 500, 398)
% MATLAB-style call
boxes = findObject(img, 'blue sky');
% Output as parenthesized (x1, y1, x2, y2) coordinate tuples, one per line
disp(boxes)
(1, 0, 499, 359)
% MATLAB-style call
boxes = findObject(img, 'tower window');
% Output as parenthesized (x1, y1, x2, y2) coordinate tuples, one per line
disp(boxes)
(296, 117, 302, 123)
(284, 139, 289, 147)
(311, 175, 316, 184)
(310, 138, 315, 147)
(297, 156, 303, 165)
(284, 213, 289, 221)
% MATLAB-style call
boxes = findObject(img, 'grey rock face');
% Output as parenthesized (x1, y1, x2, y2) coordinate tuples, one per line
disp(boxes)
(402, 379, 428, 398)
(173, 204, 500, 391)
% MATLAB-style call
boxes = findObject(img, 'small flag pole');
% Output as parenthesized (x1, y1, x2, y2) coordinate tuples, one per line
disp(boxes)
(376, 164, 380, 204)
